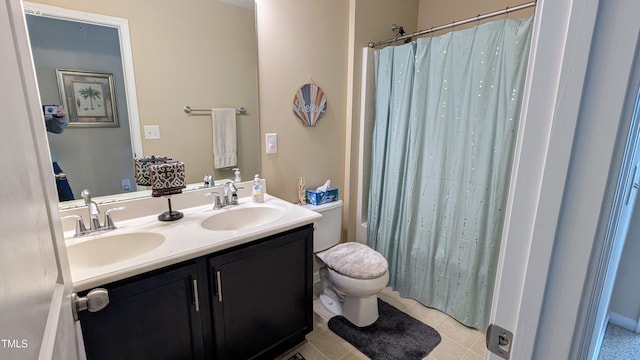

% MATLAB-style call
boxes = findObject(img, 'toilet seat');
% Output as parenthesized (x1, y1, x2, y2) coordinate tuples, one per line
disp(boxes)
(317, 242, 388, 279)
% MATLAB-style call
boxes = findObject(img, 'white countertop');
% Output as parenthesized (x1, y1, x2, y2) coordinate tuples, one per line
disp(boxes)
(66, 194, 321, 291)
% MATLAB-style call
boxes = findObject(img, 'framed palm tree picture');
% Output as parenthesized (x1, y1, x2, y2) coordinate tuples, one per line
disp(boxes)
(56, 69, 118, 127)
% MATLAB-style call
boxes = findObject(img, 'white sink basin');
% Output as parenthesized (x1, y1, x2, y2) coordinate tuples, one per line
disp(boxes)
(200, 206, 284, 231)
(67, 232, 165, 268)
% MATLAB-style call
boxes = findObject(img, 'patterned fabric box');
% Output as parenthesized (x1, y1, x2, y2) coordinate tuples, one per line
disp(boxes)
(149, 161, 186, 197)
(134, 155, 171, 186)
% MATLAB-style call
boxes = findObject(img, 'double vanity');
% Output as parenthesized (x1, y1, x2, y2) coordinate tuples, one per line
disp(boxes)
(61, 183, 321, 360)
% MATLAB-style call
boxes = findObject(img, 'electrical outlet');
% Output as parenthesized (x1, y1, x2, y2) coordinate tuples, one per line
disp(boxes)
(121, 178, 131, 191)
(144, 125, 160, 140)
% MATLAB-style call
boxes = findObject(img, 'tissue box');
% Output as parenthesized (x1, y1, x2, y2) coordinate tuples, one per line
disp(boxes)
(305, 188, 339, 205)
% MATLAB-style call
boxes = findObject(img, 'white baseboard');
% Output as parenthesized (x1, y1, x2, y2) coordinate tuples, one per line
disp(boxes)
(608, 311, 640, 333)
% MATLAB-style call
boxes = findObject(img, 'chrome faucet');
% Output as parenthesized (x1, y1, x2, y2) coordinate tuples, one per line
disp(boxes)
(203, 174, 214, 188)
(65, 189, 125, 236)
(205, 182, 240, 210)
(81, 189, 101, 230)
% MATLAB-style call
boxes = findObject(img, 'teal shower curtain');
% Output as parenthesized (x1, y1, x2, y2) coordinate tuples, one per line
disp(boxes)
(367, 17, 533, 330)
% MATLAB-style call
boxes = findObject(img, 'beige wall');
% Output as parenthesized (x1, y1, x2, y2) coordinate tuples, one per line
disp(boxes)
(29, 0, 260, 185)
(255, 0, 419, 243)
(256, 0, 350, 203)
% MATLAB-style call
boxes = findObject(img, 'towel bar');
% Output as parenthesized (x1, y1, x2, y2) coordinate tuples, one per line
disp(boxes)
(184, 106, 247, 115)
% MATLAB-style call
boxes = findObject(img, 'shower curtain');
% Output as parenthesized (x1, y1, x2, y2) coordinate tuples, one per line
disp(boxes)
(367, 17, 533, 330)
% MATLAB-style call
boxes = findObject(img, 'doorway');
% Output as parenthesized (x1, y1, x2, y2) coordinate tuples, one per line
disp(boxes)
(591, 85, 640, 359)
(592, 85, 640, 358)
(575, 28, 640, 358)
(483, 0, 640, 357)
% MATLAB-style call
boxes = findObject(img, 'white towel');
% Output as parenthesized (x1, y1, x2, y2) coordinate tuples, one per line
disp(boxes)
(211, 108, 237, 169)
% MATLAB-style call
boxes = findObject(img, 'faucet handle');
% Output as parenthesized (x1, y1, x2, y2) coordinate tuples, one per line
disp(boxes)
(81, 189, 92, 204)
(205, 192, 223, 209)
(103, 207, 125, 230)
(61, 215, 88, 237)
(230, 184, 243, 205)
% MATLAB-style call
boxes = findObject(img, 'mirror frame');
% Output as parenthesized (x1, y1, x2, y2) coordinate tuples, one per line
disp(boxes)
(24, 1, 143, 171)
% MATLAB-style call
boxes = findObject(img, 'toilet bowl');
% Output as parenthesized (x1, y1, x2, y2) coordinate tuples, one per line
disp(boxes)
(305, 200, 389, 327)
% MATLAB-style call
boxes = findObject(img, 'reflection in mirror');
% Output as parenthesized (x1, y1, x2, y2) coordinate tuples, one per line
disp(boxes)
(23, 1, 261, 208)
(28, 15, 136, 201)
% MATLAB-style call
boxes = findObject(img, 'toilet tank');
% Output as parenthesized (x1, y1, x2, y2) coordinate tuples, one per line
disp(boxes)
(303, 200, 343, 253)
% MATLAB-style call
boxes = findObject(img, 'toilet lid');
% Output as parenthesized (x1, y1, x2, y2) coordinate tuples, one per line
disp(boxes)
(318, 242, 388, 279)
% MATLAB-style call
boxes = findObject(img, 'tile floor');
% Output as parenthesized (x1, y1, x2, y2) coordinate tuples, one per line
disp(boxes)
(279, 287, 486, 360)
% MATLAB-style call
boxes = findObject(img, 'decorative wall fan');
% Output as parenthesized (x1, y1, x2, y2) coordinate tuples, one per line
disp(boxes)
(292, 82, 327, 126)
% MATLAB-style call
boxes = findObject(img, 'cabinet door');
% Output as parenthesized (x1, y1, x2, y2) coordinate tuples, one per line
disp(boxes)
(79, 263, 204, 360)
(210, 225, 313, 360)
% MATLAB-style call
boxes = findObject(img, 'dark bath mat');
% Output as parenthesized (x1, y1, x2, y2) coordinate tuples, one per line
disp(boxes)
(328, 299, 441, 360)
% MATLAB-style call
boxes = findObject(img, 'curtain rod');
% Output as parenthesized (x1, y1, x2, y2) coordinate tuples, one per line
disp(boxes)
(368, 1, 536, 48)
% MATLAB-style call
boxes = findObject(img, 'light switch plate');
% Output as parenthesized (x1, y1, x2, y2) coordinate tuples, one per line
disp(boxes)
(144, 125, 160, 140)
(265, 133, 278, 154)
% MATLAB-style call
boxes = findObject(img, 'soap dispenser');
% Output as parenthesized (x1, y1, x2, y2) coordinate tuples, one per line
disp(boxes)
(233, 168, 241, 182)
(252, 174, 264, 203)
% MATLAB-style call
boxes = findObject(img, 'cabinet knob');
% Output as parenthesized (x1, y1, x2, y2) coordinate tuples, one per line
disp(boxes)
(72, 288, 110, 321)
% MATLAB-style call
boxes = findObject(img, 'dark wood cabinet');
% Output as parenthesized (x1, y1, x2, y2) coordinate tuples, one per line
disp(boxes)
(78, 263, 204, 360)
(77, 225, 313, 360)
(209, 225, 314, 359)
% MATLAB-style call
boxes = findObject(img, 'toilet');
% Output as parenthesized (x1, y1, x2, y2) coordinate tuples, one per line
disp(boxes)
(305, 200, 389, 327)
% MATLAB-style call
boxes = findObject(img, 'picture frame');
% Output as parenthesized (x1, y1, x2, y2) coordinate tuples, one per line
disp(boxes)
(56, 69, 118, 128)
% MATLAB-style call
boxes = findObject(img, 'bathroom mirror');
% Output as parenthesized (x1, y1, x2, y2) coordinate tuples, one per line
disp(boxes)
(23, 0, 260, 208)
